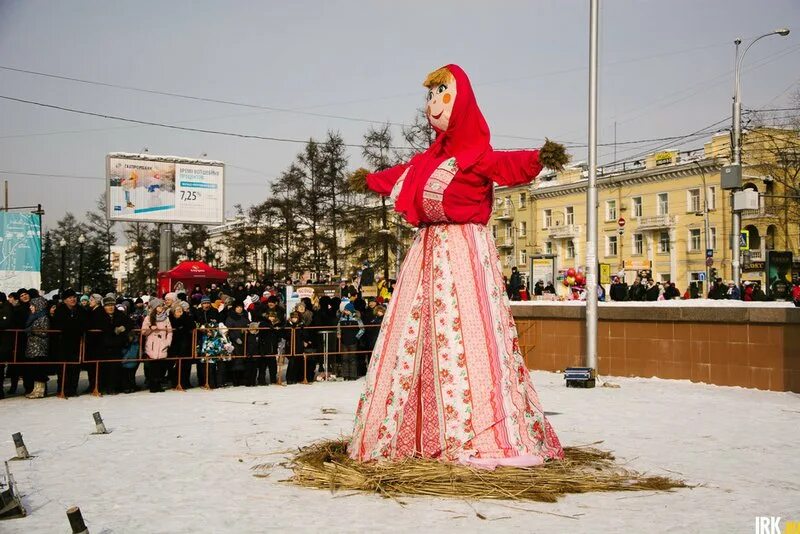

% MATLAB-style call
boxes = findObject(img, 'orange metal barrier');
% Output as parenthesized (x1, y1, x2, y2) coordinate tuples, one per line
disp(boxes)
(1, 323, 382, 398)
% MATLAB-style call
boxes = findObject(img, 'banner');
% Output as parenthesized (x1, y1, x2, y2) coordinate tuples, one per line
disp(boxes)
(107, 153, 224, 224)
(766, 251, 792, 300)
(0, 213, 42, 292)
(530, 256, 555, 286)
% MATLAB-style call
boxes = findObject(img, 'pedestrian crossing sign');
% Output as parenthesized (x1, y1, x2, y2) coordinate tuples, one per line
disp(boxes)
(740, 230, 749, 251)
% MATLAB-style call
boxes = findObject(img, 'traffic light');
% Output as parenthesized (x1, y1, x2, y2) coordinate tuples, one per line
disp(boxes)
(709, 267, 718, 281)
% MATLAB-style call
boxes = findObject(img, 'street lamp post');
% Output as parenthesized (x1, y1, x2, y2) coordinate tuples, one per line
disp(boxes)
(730, 28, 790, 285)
(147, 262, 153, 292)
(78, 234, 86, 292)
(59, 238, 67, 291)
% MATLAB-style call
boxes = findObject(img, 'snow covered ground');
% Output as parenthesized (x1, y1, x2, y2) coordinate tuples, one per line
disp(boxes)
(1, 372, 799, 533)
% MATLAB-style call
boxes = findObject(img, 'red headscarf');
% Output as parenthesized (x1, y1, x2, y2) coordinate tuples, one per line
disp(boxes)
(427, 64, 492, 171)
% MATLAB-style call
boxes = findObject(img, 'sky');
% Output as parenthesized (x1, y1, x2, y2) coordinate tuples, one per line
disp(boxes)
(0, 0, 798, 231)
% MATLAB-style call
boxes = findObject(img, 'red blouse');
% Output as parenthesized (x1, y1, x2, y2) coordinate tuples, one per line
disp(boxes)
(366, 64, 543, 227)
(366, 149, 542, 227)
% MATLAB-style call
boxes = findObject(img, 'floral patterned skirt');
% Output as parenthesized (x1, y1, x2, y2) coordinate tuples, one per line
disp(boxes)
(348, 223, 564, 468)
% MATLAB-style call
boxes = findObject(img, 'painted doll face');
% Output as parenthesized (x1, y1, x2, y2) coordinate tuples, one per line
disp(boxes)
(426, 75, 457, 131)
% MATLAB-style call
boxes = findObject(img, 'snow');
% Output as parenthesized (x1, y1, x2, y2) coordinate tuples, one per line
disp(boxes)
(1, 372, 799, 533)
(510, 299, 795, 307)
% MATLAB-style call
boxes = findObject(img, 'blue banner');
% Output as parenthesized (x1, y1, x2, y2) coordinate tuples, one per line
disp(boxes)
(0, 213, 42, 292)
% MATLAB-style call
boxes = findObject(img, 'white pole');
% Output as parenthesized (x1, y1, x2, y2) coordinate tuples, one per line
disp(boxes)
(585, 0, 599, 371)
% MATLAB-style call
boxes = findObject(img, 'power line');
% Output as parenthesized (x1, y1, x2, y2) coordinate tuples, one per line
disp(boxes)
(0, 169, 271, 187)
(0, 94, 414, 150)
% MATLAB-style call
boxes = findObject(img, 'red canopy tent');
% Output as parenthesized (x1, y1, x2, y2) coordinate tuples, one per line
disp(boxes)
(157, 261, 228, 297)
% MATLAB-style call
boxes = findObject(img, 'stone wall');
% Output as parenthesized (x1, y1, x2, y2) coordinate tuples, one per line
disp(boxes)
(512, 304, 800, 392)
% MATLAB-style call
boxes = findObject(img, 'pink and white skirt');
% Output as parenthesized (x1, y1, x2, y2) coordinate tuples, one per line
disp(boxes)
(348, 223, 564, 468)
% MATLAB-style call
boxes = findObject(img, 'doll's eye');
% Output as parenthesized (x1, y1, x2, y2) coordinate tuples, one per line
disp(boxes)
(437, 84, 447, 94)
(427, 91, 433, 101)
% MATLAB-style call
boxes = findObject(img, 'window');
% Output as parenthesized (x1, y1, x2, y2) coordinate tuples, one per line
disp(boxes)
(520, 249, 527, 265)
(660, 273, 671, 283)
(707, 186, 716, 211)
(633, 233, 643, 255)
(545, 241, 553, 255)
(710, 227, 717, 250)
(492, 225, 497, 239)
(519, 221, 527, 237)
(505, 253, 513, 267)
(504, 197, 512, 209)
(543, 209, 552, 228)
(632, 197, 642, 218)
(606, 200, 617, 221)
(566, 206, 574, 225)
(659, 230, 670, 253)
(607, 235, 618, 256)
(519, 192, 527, 209)
(566, 240, 575, 258)
(505, 223, 513, 238)
(688, 189, 701, 213)
(658, 193, 669, 215)
(689, 228, 701, 251)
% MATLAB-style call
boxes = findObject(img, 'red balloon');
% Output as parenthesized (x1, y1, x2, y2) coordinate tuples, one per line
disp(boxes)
(566, 267, 576, 278)
(575, 273, 585, 285)
(562, 278, 570, 286)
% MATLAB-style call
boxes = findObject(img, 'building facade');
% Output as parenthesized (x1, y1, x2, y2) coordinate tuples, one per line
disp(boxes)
(491, 128, 800, 296)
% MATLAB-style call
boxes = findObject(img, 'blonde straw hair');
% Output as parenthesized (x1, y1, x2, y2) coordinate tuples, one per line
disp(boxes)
(423, 66, 453, 88)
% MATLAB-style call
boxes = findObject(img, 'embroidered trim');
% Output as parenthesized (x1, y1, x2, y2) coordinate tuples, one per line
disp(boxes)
(421, 158, 458, 222)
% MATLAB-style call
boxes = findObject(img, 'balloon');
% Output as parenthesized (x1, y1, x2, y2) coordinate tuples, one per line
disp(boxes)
(575, 273, 585, 286)
(566, 267, 576, 278)
(562, 279, 570, 287)
(566, 276, 576, 286)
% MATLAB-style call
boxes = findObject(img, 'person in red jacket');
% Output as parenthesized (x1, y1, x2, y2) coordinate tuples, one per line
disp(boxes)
(349, 64, 566, 468)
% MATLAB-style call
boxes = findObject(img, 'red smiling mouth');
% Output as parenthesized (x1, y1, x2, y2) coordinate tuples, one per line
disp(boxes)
(431, 111, 443, 120)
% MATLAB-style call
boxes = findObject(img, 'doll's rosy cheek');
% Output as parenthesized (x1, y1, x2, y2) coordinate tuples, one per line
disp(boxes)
(442, 93, 452, 104)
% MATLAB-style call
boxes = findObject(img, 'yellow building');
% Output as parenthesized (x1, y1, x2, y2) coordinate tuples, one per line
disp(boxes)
(491, 127, 800, 295)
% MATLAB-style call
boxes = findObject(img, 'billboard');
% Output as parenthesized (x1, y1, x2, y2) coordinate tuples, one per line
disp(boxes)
(0, 213, 42, 292)
(107, 153, 224, 224)
(766, 250, 792, 300)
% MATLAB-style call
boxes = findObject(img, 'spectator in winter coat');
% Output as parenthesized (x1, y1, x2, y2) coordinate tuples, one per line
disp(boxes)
(726, 282, 741, 300)
(533, 280, 544, 296)
(509, 267, 523, 301)
(337, 303, 364, 381)
(8, 290, 30, 394)
(51, 289, 87, 397)
(285, 311, 311, 384)
(193, 296, 220, 326)
(88, 296, 133, 395)
(141, 298, 172, 393)
(362, 305, 384, 369)
(225, 302, 250, 386)
(169, 304, 196, 389)
(609, 277, 628, 301)
(257, 311, 283, 385)
(644, 280, 660, 302)
(23, 296, 51, 399)
(663, 282, 681, 300)
(0, 293, 14, 399)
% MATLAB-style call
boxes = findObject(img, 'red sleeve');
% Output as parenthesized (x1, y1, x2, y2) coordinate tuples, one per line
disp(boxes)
(481, 150, 543, 187)
(366, 164, 409, 196)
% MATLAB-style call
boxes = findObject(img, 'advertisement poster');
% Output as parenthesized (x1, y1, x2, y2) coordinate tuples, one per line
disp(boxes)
(0, 213, 42, 292)
(766, 251, 792, 300)
(530, 256, 555, 285)
(107, 154, 224, 224)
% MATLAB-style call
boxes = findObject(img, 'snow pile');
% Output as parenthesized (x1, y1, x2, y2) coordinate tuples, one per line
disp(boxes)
(1, 373, 798, 533)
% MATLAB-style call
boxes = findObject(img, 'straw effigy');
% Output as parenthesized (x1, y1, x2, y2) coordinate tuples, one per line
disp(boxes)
(287, 439, 687, 503)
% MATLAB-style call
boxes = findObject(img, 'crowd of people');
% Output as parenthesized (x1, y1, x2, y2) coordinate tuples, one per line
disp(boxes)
(518, 274, 800, 304)
(0, 278, 388, 400)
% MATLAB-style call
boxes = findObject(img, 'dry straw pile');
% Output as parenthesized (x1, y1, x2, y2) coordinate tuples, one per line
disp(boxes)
(288, 439, 687, 502)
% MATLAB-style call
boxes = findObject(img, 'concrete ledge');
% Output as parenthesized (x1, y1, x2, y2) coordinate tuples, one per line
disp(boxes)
(511, 303, 800, 324)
